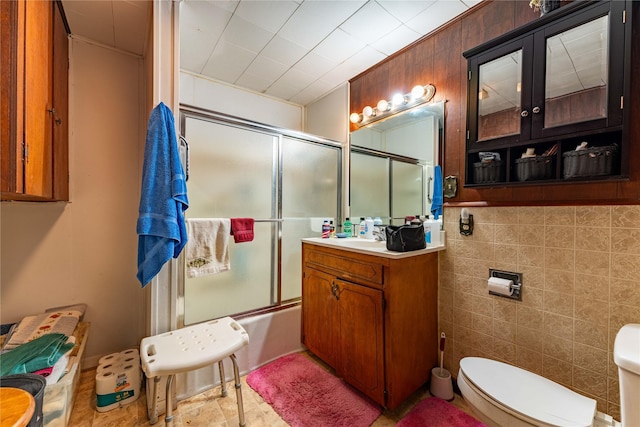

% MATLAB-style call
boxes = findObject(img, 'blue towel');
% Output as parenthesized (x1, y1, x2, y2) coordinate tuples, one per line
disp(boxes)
(137, 103, 189, 286)
(431, 165, 443, 220)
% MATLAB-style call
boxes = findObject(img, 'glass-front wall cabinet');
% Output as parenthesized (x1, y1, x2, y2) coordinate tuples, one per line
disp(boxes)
(464, 0, 631, 186)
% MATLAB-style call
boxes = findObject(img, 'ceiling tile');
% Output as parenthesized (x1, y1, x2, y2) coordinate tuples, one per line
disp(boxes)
(235, 1, 300, 33)
(260, 35, 308, 68)
(278, 1, 366, 50)
(370, 24, 422, 56)
(461, 0, 483, 8)
(339, 1, 402, 44)
(202, 40, 255, 83)
(265, 78, 305, 101)
(289, 79, 337, 105)
(377, 0, 436, 22)
(294, 51, 339, 79)
(276, 67, 316, 92)
(221, 14, 274, 53)
(200, 0, 240, 14)
(61, 0, 478, 107)
(180, 1, 232, 40)
(313, 28, 367, 65)
(406, 0, 469, 35)
(235, 72, 274, 94)
(244, 55, 289, 82)
(322, 60, 369, 87)
(341, 45, 387, 75)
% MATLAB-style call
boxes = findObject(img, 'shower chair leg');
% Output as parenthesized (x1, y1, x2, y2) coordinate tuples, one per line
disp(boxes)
(164, 374, 175, 427)
(218, 360, 227, 397)
(230, 354, 246, 427)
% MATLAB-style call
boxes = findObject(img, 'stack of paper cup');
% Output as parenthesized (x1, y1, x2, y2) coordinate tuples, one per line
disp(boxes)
(96, 349, 141, 412)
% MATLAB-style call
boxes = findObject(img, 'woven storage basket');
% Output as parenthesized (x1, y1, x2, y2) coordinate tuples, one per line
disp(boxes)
(515, 156, 555, 181)
(563, 145, 617, 179)
(473, 160, 504, 184)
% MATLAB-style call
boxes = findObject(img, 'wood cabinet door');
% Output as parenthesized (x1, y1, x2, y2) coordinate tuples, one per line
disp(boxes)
(52, 0, 68, 200)
(301, 268, 339, 368)
(337, 279, 385, 406)
(24, 0, 53, 198)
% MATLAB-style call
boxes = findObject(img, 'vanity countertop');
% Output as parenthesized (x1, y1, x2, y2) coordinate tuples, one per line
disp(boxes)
(302, 236, 445, 259)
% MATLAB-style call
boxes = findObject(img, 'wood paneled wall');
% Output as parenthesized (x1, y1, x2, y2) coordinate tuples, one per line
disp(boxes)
(349, 0, 640, 205)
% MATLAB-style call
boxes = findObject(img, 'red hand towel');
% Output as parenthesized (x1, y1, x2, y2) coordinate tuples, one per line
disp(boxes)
(230, 218, 255, 243)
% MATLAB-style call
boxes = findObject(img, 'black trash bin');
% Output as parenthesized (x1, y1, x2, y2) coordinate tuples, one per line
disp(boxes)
(1, 373, 46, 427)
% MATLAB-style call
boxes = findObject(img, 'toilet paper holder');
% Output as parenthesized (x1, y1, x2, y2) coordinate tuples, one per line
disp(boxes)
(488, 269, 522, 301)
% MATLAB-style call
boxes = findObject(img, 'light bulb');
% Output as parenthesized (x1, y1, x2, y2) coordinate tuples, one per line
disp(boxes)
(377, 99, 389, 112)
(391, 93, 406, 107)
(362, 106, 374, 118)
(411, 85, 426, 100)
(349, 113, 362, 124)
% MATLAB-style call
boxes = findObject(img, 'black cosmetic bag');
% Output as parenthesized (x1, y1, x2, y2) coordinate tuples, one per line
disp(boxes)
(385, 225, 426, 252)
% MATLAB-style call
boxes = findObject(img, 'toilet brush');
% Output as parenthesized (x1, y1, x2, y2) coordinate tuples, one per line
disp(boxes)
(430, 331, 454, 400)
(439, 332, 446, 376)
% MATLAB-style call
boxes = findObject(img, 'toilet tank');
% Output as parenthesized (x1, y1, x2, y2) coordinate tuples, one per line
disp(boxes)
(614, 323, 640, 375)
(614, 323, 640, 427)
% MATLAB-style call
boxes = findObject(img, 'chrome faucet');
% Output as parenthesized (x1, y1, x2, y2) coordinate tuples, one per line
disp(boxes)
(372, 226, 386, 241)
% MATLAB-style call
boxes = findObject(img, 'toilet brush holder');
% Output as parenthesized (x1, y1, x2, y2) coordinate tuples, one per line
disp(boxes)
(430, 367, 454, 401)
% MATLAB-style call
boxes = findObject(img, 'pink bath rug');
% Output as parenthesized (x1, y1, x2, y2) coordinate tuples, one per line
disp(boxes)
(397, 397, 487, 427)
(246, 352, 381, 427)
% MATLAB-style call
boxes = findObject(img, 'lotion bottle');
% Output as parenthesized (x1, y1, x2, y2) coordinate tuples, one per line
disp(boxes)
(359, 217, 366, 238)
(364, 217, 374, 239)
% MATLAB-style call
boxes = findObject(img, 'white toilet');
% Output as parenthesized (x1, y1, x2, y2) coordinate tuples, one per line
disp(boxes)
(458, 357, 597, 427)
(458, 323, 640, 427)
(614, 323, 640, 427)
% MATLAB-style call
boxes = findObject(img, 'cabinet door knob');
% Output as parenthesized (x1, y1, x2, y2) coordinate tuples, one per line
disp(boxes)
(532, 106, 541, 114)
(331, 283, 340, 300)
(55, 118, 62, 126)
(520, 110, 529, 118)
(47, 108, 56, 115)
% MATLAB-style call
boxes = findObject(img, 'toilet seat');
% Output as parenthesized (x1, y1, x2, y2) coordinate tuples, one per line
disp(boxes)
(459, 357, 596, 427)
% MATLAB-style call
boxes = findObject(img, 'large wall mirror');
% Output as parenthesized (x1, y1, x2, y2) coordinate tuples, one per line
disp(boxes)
(349, 100, 444, 225)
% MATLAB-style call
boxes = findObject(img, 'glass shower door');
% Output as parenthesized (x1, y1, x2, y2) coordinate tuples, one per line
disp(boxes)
(281, 137, 340, 301)
(182, 117, 277, 325)
(180, 112, 342, 325)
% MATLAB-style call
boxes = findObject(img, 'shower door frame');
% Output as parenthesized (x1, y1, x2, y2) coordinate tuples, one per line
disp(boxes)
(176, 104, 343, 328)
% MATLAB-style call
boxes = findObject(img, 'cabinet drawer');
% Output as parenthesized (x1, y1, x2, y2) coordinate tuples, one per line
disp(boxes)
(304, 246, 384, 287)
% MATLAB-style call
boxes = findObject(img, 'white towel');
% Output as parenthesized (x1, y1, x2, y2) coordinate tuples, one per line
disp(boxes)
(185, 219, 230, 277)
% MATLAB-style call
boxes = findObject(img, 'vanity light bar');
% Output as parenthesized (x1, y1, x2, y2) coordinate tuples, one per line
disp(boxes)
(350, 84, 436, 126)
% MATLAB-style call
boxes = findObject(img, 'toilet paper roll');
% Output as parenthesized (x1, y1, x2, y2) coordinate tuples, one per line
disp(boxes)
(96, 363, 141, 412)
(488, 276, 513, 296)
(98, 352, 121, 366)
(120, 348, 139, 359)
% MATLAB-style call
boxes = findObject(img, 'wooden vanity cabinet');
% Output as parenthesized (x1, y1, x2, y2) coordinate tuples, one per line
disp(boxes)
(1, 0, 69, 201)
(301, 242, 438, 409)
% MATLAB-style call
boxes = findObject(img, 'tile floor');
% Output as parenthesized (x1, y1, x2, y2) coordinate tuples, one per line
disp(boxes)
(68, 352, 478, 427)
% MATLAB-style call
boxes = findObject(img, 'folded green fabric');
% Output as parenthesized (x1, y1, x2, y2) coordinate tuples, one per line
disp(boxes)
(0, 333, 71, 376)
